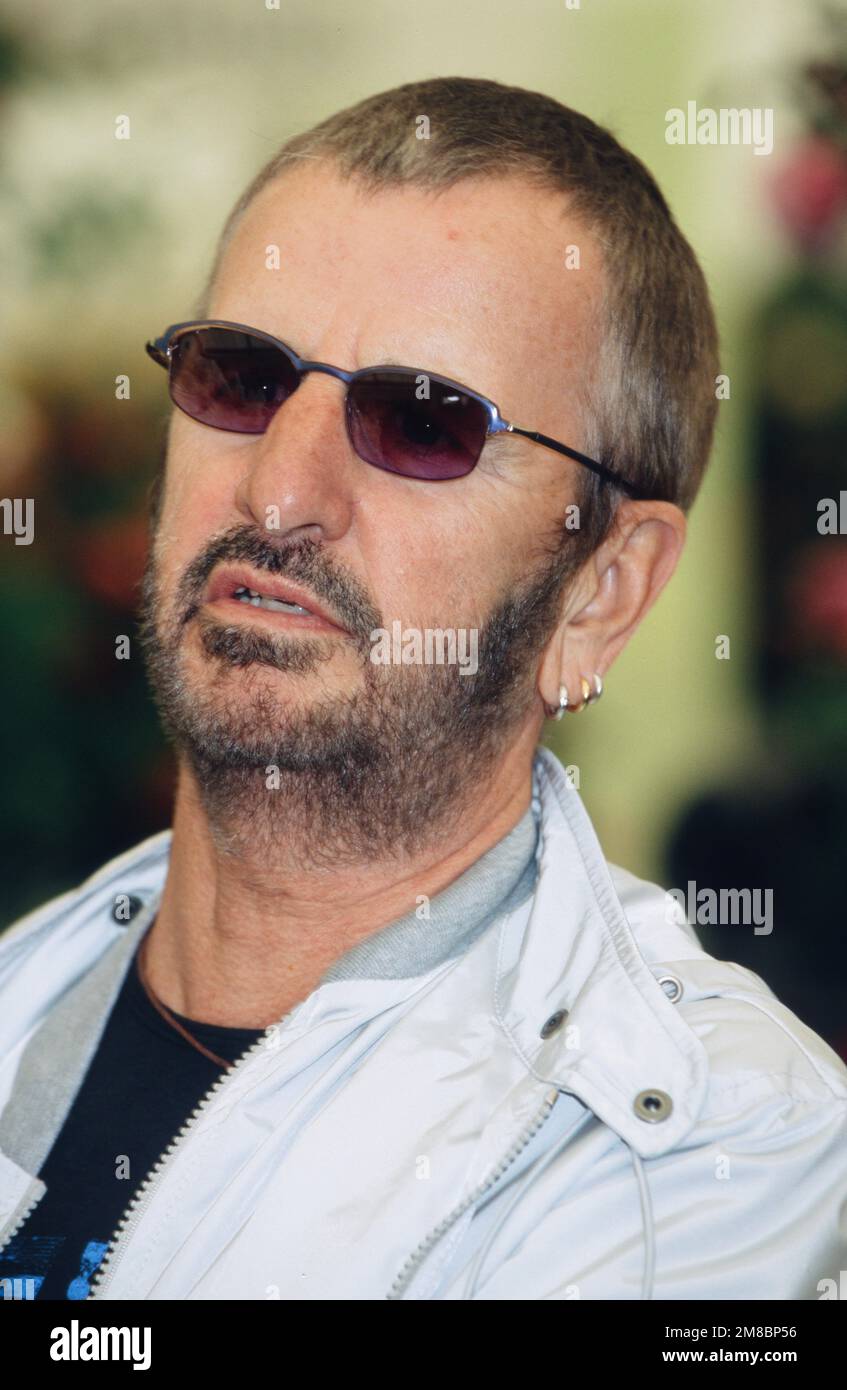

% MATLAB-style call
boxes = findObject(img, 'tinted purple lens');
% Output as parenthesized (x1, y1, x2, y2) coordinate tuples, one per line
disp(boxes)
(167, 330, 491, 479)
(346, 372, 489, 480)
(169, 328, 300, 433)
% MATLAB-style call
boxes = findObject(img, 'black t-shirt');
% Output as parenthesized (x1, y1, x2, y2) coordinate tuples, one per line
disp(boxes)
(0, 944, 265, 1300)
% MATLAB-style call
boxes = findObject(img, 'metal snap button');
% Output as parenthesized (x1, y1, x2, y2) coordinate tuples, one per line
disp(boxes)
(633, 1089, 673, 1123)
(111, 893, 144, 925)
(657, 973, 684, 1003)
(540, 1009, 568, 1039)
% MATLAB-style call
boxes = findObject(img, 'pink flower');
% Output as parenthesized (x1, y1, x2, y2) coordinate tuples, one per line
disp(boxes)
(787, 543, 847, 659)
(769, 135, 847, 251)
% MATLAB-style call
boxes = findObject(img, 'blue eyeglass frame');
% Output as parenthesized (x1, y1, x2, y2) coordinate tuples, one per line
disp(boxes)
(145, 318, 648, 499)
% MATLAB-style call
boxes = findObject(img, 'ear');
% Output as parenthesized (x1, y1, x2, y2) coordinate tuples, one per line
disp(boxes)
(537, 501, 686, 713)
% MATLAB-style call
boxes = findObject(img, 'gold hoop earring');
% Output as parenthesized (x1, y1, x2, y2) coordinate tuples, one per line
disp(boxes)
(572, 673, 604, 713)
(569, 675, 592, 713)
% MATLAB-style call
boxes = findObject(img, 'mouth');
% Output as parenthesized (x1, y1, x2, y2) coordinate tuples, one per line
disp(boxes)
(201, 565, 350, 636)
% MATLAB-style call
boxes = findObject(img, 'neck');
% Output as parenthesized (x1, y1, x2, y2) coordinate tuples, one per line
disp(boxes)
(143, 732, 538, 1028)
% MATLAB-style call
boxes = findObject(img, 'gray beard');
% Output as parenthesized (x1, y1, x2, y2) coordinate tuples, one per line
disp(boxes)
(137, 524, 574, 868)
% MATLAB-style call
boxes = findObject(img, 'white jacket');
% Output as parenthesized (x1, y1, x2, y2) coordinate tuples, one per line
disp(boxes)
(0, 746, 844, 1300)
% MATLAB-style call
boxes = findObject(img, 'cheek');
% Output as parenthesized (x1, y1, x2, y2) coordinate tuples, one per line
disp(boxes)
(157, 445, 239, 567)
(361, 497, 518, 625)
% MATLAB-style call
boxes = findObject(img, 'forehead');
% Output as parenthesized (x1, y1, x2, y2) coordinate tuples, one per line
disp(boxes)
(208, 161, 602, 416)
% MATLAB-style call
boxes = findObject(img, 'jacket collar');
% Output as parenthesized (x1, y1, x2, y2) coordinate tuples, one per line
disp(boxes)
(1, 746, 708, 1164)
(496, 747, 709, 1158)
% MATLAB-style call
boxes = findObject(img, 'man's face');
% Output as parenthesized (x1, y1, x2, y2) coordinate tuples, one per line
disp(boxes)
(140, 162, 602, 855)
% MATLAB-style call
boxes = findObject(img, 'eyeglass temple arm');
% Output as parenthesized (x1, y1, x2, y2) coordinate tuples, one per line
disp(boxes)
(146, 339, 170, 367)
(508, 425, 646, 500)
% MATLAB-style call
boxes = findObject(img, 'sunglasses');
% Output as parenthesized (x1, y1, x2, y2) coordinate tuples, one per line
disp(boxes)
(146, 319, 646, 495)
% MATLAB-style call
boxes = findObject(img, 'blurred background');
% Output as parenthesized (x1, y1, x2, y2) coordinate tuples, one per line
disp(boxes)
(0, 0, 845, 1056)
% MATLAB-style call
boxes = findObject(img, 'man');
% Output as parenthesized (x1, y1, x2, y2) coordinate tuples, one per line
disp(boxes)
(0, 76, 844, 1302)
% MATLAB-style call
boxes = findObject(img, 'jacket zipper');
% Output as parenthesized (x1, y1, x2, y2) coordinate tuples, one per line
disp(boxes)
(87, 1068, 562, 1300)
(6, 1033, 563, 1301)
(386, 1084, 562, 1300)
(86, 1026, 276, 1300)
(83, 1042, 563, 1299)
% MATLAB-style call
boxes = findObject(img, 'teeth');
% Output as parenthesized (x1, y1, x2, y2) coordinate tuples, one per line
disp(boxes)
(232, 585, 311, 615)
(261, 597, 311, 614)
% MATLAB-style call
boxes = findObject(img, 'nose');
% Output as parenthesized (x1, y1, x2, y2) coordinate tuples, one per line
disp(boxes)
(233, 370, 358, 543)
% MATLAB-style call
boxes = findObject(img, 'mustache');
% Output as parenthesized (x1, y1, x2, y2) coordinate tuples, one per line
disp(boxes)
(175, 525, 383, 646)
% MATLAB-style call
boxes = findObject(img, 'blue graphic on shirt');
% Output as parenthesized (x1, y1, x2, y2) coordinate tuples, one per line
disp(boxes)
(0, 1232, 108, 1299)
(0, 1232, 57, 1297)
(67, 1239, 109, 1299)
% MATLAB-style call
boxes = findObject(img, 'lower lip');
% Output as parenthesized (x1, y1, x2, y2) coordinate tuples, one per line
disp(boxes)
(202, 595, 347, 636)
